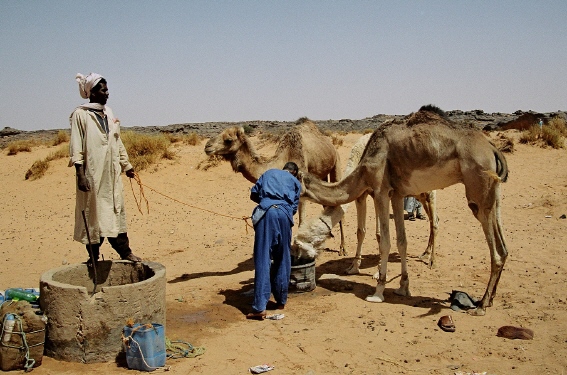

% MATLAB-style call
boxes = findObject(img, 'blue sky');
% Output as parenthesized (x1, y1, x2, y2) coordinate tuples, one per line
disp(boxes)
(1, 1, 566, 131)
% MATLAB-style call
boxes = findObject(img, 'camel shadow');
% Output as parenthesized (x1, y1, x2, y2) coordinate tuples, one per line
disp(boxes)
(314, 256, 448, 317)
(168, 257, 255, 284)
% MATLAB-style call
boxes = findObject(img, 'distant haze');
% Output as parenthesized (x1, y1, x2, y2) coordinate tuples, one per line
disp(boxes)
(1, 1, 566, 131)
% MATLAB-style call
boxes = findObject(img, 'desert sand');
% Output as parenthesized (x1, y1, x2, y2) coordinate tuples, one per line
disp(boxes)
(1, 130, 566, 374)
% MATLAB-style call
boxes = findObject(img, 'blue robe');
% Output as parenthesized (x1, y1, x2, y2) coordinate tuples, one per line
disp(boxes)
(250, 169, 301, 312)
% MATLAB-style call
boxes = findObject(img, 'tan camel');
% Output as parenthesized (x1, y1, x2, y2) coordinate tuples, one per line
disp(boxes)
(300, 105, 508, 315)
(204, 118, 344, 239)
(292, 133, 439, 274)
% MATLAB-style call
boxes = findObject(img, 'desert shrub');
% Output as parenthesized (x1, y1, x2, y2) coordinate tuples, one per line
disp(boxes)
(46, 144, 69, 161)
(519, 119, 566, 149)
(52, 130, 70, 146)
(330, 133, 344, 147)
(197, 155, 224, 171)
(519, 125, 539, 144)
(25, 159, 49, 180)
(541, 127, 564, 149)
(23, 145, 69, 181)
(363, 128, 374, 134)
(548, 117, 567, 136)
(242, 124, 254, 135)
(182, 132, 202, 146)
(162, 148, 177, 160)
(6, 140, 38, 155)
(492, 133, 515, 153)
(321, 129, 332, 137)
(121, 131, 174, 171)
(165, 132, 184, 143)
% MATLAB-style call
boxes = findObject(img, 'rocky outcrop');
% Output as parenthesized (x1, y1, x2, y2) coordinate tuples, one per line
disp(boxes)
(1, 109, 565, 149)
(126, 109, 566, 137)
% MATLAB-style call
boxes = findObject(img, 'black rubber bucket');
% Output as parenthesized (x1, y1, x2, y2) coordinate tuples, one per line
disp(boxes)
(289, 258, 316, 293)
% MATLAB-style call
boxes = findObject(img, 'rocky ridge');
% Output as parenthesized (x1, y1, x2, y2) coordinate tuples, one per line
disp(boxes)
(1, 109, 565, 149)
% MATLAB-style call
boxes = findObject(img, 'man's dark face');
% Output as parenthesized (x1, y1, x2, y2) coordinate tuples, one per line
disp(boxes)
(90, 82, 109, 105)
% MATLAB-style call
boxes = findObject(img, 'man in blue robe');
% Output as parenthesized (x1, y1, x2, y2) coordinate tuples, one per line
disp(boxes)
(246, 162, 301, 320)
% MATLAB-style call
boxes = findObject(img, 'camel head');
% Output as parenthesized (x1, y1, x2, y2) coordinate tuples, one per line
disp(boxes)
(291, 203, 346, 260)
(291, 238, 319, 260)
(296, 170, 322, 203)
(204, 127, 246, 157)
(291, 217, 334, 260)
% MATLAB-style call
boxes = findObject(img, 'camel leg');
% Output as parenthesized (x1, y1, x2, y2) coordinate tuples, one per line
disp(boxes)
(366, 191, 391, 303)
(338, 220, 346, 256)
(329, 168, 347, 257)
(418, 191, 439, 268)
(464, 175, 508, 316)
(345, 192, 368, 275)
(297, 200, 306, 227)
(392, 193, 410, 296)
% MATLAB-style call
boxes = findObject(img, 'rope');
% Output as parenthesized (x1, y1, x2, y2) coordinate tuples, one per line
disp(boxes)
(165, 337, 206, 359)
(129, 172, 150, 215)
(129, 172, 254, 234)
(128, 337, 171, 371)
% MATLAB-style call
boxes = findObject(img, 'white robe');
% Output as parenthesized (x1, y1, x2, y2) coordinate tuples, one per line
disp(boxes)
(69, 105, 133, 244)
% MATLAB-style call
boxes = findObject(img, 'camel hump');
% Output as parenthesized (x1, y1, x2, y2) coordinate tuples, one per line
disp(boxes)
(418, 104, 448, 118)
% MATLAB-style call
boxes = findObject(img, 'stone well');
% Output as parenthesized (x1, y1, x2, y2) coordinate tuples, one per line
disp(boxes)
(39, 261, 166, 363)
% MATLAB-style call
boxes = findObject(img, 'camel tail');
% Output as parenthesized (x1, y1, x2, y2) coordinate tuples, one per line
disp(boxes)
(494, 148, 509, 183)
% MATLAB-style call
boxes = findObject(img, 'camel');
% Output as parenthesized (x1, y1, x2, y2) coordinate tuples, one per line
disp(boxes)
(292, 133, 439, 274)
(299, 105, 508, 315)
(204, 118, 345, 246)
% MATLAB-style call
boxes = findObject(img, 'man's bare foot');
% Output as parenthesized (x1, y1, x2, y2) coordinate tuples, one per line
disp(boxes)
(122, 253, 142, 262)
(246, 311, 266, 320)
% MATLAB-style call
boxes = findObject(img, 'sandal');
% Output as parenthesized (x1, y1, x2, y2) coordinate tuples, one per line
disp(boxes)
(416, 213, 427, 220)
(408, 213, 416, 221)
(438, 315, 456, 332)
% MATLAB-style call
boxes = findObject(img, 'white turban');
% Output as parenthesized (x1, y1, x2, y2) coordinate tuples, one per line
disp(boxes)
(76, 72, 104, 99)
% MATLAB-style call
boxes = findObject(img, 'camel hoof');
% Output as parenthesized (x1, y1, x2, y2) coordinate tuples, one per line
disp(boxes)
(345, 260, 361, 275)
(371, 272, 380, 280)
(394, 287, 411, 297)
(345, 266, 359, 275)
(418, 252, 430, 260)
(365, 294, 385, 303)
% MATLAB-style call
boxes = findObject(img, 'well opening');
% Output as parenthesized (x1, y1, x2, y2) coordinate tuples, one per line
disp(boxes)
(51, 261, 155, 291)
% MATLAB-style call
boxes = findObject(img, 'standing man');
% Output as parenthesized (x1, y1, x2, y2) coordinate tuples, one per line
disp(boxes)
(247, 162, 301, 320)
(69, 72, 141, 264)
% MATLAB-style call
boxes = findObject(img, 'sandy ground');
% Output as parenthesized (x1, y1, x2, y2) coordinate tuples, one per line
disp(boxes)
(1, 131, 567, 374)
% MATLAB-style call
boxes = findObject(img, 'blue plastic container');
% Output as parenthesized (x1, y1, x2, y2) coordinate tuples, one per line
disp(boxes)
(123, 323, 166, 371)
